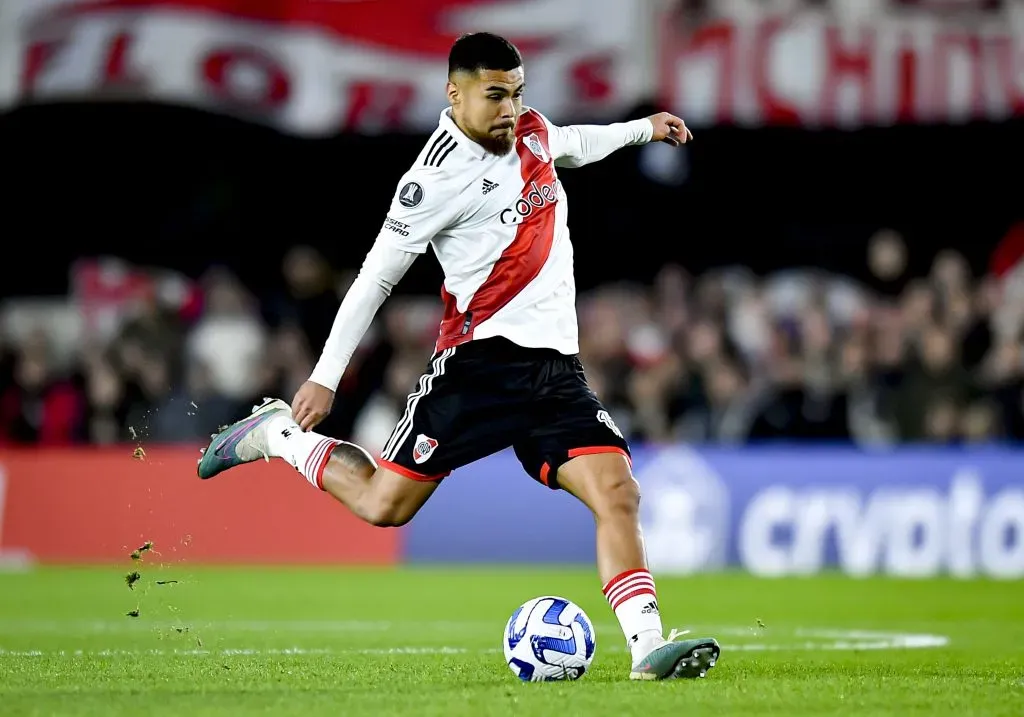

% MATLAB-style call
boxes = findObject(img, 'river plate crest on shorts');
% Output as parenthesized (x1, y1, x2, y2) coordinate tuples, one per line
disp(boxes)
(413, 434, 438, 464)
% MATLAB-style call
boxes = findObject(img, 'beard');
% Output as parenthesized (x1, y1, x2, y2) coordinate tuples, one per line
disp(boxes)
(476, 127, 516, 156)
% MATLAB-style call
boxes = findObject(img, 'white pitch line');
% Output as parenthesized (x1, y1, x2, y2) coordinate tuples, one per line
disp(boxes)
(0, 616, 951, 656)
(0, 620, 883, 636)
(0, 647, 477, 657)
(0, 619, 398, 634)
(0, 628, 950, 658)
(0, 619, 677, 636)
(0, 620, 951, 650)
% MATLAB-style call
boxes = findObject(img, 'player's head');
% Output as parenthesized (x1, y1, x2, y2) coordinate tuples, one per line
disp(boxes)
(447, 32, 524, 156)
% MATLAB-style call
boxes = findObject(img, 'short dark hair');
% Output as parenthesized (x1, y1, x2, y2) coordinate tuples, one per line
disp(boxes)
(448, 32, 522, 76)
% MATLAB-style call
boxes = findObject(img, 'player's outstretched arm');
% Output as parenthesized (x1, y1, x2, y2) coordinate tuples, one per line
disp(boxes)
(544, 111, 692, 168)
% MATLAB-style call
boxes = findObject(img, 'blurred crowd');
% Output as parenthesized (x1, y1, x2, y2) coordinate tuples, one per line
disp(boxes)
(2, 228, 1023, 451)
(581, 229, 1024, 446)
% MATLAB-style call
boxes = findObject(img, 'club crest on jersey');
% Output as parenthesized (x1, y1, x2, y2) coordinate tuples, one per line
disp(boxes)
(412, 434, 438, 464)
(523, 133, 550, 163)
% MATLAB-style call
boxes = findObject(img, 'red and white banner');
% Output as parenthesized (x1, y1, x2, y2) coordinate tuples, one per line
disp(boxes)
(659, 6, 1024, 127)
(2, 1, 1022, 131)
(0, 0, 649, 135)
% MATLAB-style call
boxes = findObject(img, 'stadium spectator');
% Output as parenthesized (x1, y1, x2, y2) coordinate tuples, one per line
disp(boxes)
(1, 235, 1021, 448)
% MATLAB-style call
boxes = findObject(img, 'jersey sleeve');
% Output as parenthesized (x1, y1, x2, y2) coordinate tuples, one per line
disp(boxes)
(537, 111, 654, 169)
(379, 166, 462, 253)
(307, 240, 418, 391)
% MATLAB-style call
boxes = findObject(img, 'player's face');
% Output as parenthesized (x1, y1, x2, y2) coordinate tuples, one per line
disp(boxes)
(448, 67, 524, 156)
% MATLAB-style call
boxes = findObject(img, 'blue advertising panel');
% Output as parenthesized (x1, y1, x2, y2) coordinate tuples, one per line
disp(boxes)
(404, 446, 1024, 579)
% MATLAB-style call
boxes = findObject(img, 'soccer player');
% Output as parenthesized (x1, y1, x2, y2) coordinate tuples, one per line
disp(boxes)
(199, 32, 719, 681)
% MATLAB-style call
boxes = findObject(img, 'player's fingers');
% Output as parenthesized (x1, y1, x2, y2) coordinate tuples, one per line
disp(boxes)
(664, 115, 691, 141)
(667, 124, 691, 145)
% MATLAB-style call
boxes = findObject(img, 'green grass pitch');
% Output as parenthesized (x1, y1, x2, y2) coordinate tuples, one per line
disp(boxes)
(0, 565, 1021, 715)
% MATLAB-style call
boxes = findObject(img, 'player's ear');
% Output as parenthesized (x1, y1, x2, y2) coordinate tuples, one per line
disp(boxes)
(446, 79, 460, 107)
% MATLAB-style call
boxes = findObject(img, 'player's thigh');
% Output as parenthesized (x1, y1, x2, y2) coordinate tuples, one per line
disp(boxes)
(513, 355, 632, 492)
(378, 343, 532, 482)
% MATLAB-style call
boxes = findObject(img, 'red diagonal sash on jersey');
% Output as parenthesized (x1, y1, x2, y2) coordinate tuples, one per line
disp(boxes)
(436, 110, 558, 350)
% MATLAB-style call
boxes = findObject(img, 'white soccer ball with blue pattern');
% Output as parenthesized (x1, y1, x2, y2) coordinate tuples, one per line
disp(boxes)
(503, 596, 596, 681)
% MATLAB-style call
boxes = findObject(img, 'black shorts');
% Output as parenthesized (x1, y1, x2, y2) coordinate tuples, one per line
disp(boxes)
(377, 337, 631, 489)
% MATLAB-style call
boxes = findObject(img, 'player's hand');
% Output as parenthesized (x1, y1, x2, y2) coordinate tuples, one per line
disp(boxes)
(291, 380, 335, 432)
(647, 112, 692, 146)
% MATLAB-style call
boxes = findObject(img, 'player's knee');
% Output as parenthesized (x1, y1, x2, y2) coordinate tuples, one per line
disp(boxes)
(357, 467, 437, 527)
(591, 472, 641, 521)
(361, 497, 414, 528)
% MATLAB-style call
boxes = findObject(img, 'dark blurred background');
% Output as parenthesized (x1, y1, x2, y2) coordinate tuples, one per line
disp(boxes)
(1, 0, 1022, 453)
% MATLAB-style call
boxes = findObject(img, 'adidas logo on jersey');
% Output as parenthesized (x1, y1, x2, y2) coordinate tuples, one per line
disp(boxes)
(482, 178, 499, 194)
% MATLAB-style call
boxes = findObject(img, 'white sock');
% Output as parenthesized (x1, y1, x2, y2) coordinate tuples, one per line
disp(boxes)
(602, 568, 664, 663)
(266, 415, 339, 490)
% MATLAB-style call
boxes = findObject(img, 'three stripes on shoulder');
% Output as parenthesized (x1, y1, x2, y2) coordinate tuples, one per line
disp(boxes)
(425, 131, 458, 167)
(424, 130, 499, 195)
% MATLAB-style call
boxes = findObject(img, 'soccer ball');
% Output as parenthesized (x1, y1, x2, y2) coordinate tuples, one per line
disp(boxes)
(503, 595, 596, 682)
